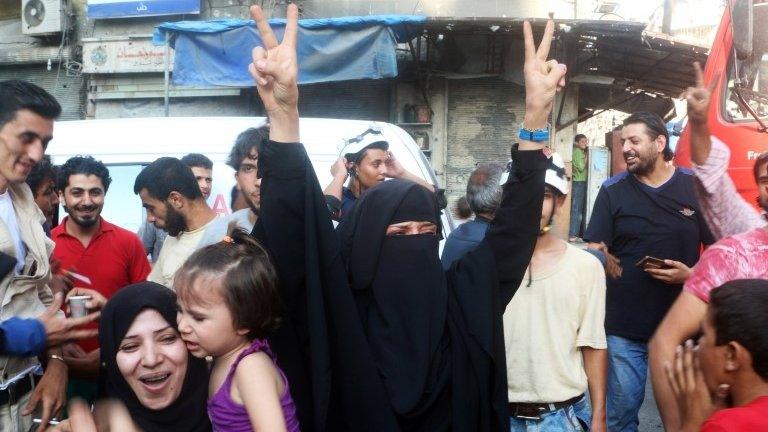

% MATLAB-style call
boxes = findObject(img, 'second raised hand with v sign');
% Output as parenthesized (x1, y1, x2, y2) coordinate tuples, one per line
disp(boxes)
(519, 17, 567, 148)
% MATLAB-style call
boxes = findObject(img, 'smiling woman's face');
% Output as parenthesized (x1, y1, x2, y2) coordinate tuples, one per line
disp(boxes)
(115, 309, 188, 410)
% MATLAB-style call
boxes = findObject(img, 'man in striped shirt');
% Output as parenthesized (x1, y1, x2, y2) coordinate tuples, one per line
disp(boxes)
(649, 63, 768, 431)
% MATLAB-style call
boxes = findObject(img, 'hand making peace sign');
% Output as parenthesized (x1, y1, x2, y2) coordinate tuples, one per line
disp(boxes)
(518, 17, 567, 150)
(249, 4, 300, 143)
(522, 18, 567, 126)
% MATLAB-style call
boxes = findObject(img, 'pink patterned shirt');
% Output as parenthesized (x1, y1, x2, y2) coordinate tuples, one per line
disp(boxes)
(687, 138, 768, 302)
(684, 227, 768, 302)
(691, 137, 767, 240)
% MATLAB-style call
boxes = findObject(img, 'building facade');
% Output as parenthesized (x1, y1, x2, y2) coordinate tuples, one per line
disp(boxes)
(0, 0, 710, 236)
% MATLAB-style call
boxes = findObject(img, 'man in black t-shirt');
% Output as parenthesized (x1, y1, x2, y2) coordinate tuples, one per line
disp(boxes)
(584, 112, 713, 432)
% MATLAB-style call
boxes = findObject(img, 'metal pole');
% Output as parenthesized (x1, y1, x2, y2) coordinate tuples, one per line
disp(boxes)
(164, 31, 170, 117)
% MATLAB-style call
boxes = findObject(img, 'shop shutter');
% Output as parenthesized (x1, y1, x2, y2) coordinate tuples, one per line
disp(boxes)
(299, 79, 391, 121)
(0, 64, 85, 120)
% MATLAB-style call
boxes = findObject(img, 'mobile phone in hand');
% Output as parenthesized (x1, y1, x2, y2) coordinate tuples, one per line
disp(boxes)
(635, 256, 672, 269)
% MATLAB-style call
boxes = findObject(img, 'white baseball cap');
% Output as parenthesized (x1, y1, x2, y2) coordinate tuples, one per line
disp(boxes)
(338, 125, 389, 157)
(498, 151, 570, 195)
(545, 152, 569, 195)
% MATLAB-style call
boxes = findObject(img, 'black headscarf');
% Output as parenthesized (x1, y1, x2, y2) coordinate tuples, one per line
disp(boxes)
(98, 282, 212, 432)
(338, 180, 451, 429)
(339, 180, 443, 291)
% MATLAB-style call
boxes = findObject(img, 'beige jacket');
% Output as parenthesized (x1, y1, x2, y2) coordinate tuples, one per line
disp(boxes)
(0, 182, 55, 386)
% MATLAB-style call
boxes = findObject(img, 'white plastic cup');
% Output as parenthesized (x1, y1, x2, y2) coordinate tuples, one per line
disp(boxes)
(68, 295, 91, 318)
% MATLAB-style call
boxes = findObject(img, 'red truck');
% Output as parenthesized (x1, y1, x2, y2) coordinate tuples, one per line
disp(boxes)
(675, 0, 768, 206)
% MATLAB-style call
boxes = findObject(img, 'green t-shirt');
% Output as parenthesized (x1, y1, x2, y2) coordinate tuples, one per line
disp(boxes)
(572, 147, 587, 182)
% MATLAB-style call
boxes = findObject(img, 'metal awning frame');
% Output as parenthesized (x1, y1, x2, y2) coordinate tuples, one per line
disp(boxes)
(418, 17, 709, 117)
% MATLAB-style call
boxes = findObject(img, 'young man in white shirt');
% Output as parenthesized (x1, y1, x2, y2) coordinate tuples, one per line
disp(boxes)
(505, 153, 608, 432)
(0, 80, 69, 431)
(226, 127, 267, 234)
(134, 157, 227, 288)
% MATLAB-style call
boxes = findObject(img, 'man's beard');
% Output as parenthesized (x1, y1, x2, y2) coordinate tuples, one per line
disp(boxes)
(242, 191, 260, 216)
(63, 205, 100, 228)
(625, 148, 658, 176)
(164, 203, 188, 237)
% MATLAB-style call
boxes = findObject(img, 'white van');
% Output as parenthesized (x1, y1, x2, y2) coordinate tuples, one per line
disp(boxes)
(46, 117, 453, 236)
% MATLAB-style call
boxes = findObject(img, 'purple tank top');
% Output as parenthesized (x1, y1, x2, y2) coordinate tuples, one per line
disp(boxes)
(207, 339, 301, 432)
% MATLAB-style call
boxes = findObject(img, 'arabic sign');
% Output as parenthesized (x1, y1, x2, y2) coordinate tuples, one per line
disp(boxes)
(87, 0, 199, 19)
(82, 38, 174, 73)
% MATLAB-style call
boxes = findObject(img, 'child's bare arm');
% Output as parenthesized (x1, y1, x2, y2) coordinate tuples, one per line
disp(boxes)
(234, 352, 289, 432)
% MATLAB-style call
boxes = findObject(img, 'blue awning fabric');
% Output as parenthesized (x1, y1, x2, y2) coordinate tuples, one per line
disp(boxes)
(153, 15, 426, 87)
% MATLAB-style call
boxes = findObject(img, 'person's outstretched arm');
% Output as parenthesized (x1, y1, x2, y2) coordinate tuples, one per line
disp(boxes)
(246, 6, 321, 430)
(684, 62, 765, 239)
(649, 292, 707, 431)
(485, 19, 567, 301)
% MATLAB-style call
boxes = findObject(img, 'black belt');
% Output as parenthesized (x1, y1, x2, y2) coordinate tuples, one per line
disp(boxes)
(0, 374, 33, 406)
(509, 394, 584, 420)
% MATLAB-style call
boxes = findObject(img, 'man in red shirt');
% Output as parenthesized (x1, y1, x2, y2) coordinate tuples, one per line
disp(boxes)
(51, 156, 150, 395)
(665, 279, 768, 431)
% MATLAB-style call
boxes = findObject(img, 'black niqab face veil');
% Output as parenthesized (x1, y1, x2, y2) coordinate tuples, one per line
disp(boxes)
(338, 180, 449, 420)
(338, 180, 442, 291)
(99, 282, 212, 432)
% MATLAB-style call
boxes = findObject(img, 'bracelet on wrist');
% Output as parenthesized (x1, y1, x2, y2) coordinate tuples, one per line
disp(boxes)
(49, 354, 67, 367)
(518, 123, 551, 142)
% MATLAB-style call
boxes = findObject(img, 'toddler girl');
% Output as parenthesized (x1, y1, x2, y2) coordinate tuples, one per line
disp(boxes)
(175, 228, 300, 432)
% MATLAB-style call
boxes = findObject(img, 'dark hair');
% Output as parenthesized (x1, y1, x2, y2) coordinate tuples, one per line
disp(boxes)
(622, 111, 673, 162)
(454, 196, 472, 219)
(57, 155, 112, 193)
(345, 141, 389, 165)
(754, 152, 768, 183)
(0, 80, 61, 130)
(26, 155, 56, 195)
(574, 134, 587, 142)
(175, 227, 280, 339)
(180, 153, 213, 170)
(466, 163, 504, 214)
(710, 279, 768, 380)
(133, 157, 202, 201)
(227, 127, 269, 170)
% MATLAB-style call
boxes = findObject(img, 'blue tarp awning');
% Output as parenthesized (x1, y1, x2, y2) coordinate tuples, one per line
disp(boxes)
(153, 15, 426, 87)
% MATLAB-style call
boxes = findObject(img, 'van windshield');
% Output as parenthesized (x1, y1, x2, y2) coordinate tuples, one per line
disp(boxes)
(725, 1, 768, 121)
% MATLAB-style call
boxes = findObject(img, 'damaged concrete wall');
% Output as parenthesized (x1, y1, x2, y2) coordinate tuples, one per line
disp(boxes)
(445, 77, 525, 206)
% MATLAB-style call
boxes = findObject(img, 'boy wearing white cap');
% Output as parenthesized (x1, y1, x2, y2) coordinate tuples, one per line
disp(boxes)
(504, 153, 608, 432)
(323, 128, 434, 221)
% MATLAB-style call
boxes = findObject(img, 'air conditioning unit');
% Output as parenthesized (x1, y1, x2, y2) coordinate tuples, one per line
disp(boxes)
(21, 0, 64, 36)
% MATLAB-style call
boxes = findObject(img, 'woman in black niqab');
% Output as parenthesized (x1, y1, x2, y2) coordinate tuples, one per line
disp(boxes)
(98, 282, 212, 432)
(337, 147, 549, 432)
(254, 132, 549, 431)
(338, 181, 450, 429)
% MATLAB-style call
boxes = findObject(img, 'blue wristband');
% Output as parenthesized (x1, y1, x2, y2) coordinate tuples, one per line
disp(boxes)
(518, 126, 550, 142)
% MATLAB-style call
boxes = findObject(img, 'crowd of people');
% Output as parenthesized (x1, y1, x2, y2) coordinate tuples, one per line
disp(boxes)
(0, 5, 765, 432)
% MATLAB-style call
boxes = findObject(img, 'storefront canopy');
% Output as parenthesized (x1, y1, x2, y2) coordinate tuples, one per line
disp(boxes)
(153, 15, 426, 87)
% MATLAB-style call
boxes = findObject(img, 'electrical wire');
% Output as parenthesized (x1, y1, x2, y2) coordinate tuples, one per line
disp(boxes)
(53, 2, 70, 92)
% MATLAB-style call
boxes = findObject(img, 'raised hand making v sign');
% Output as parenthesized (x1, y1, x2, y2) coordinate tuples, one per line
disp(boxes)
(519, 18, 567, 151)
(249, 4, 300, 144)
